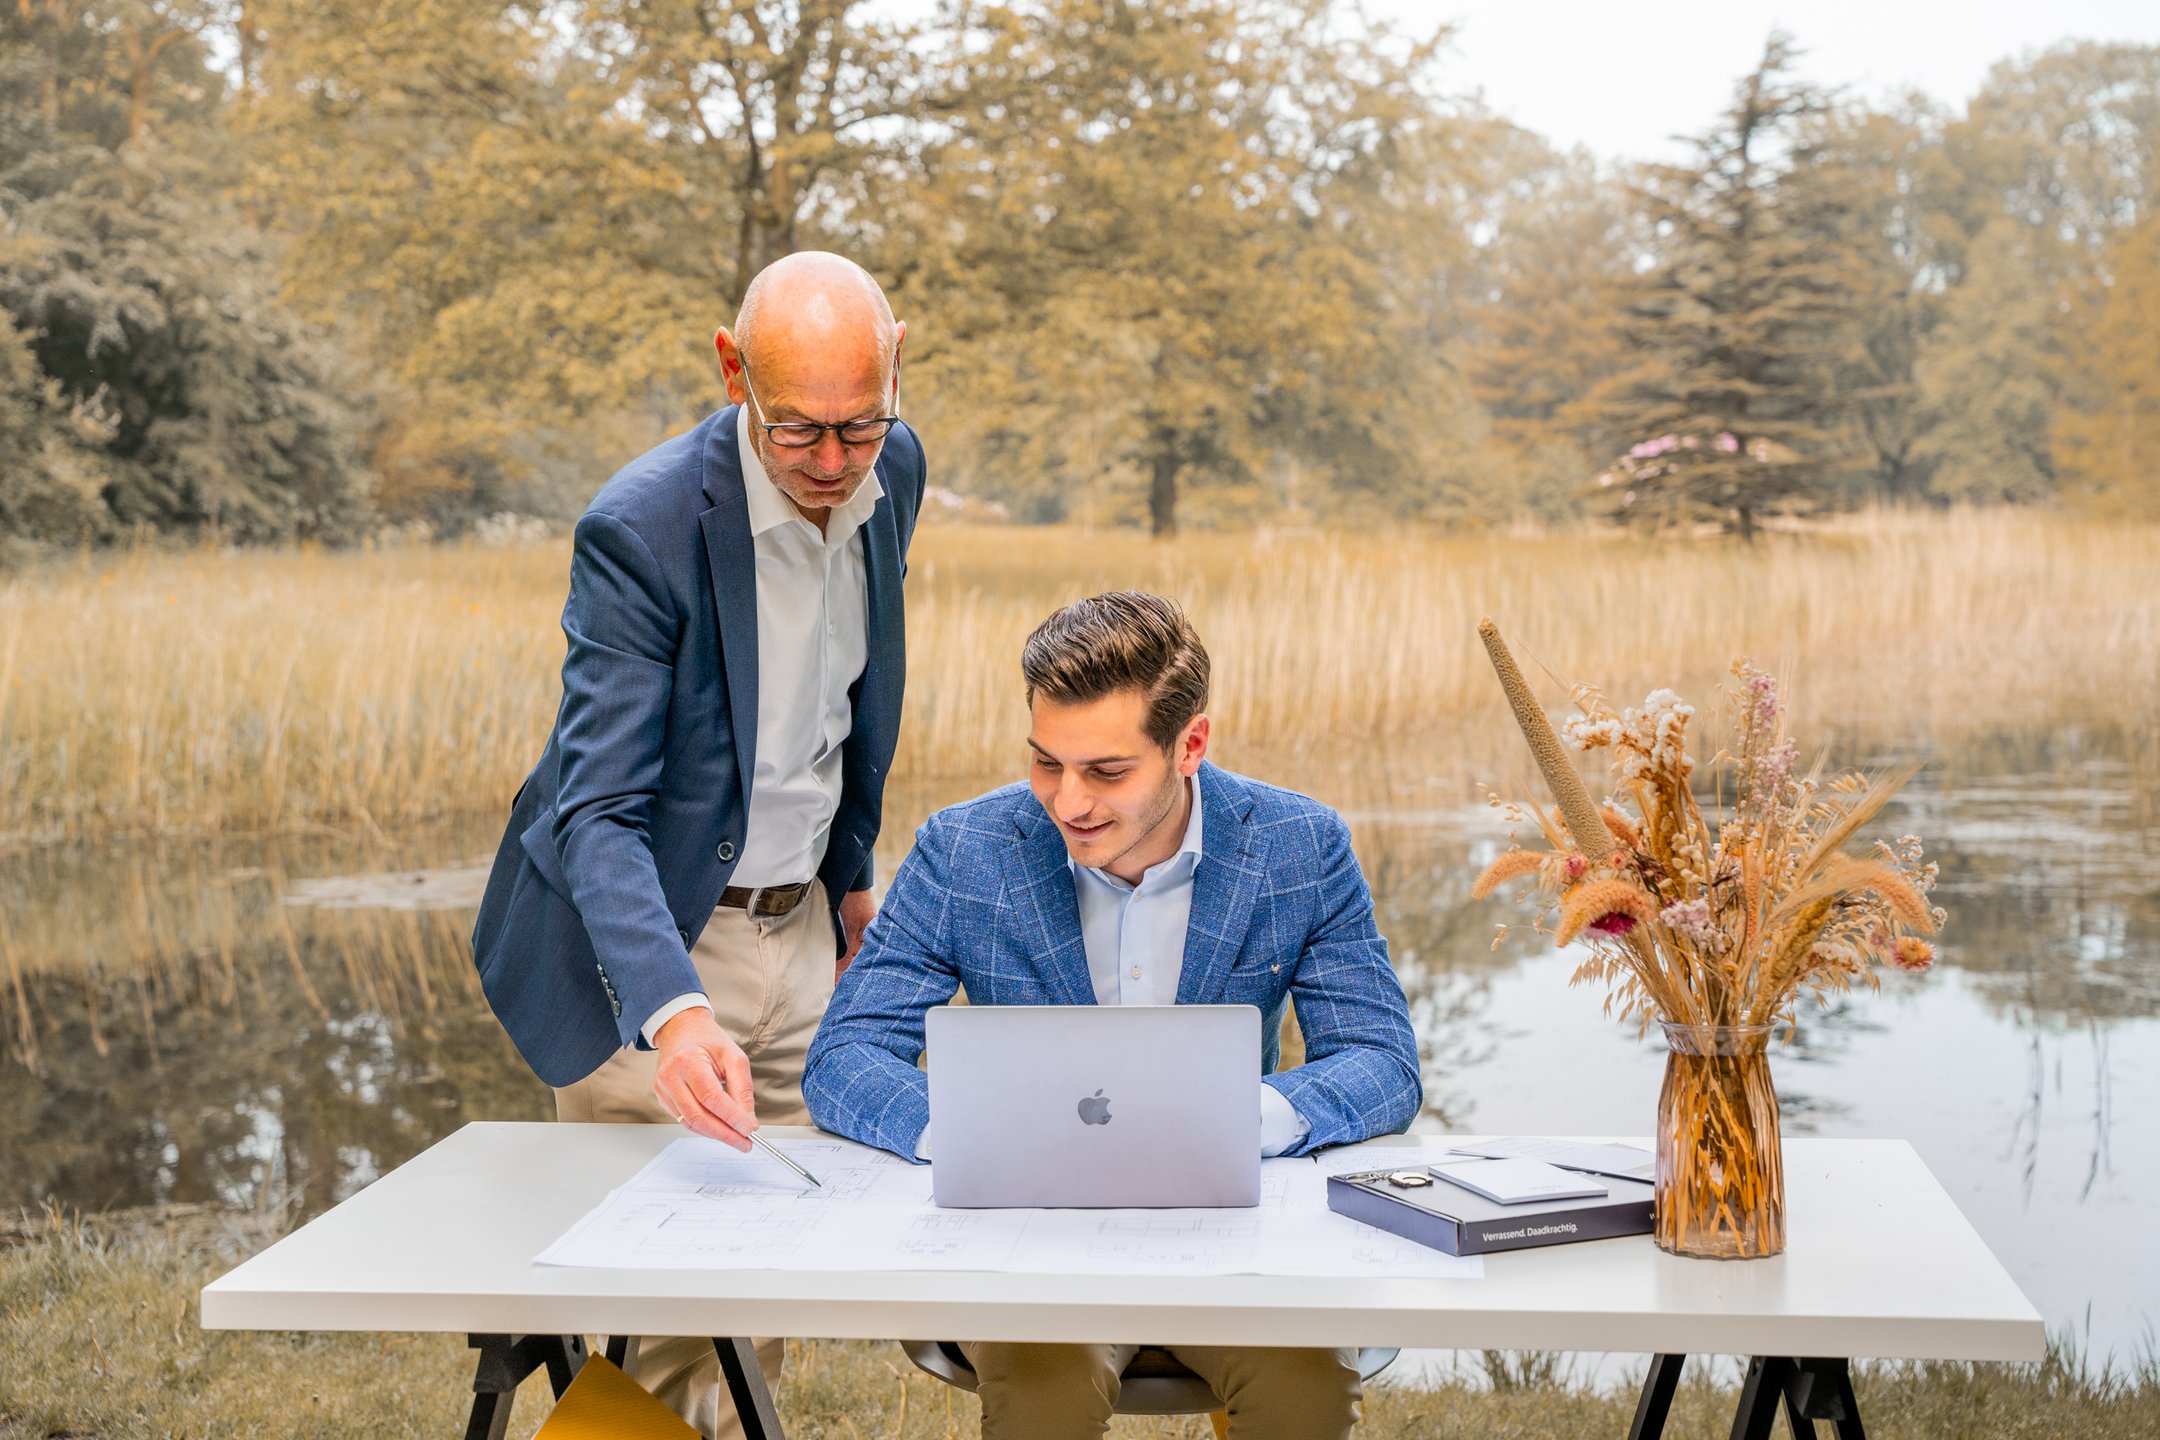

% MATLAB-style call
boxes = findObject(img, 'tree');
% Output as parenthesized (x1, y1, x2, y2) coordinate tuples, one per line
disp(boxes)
(1908, 42, 2160, 503)
(239, 0, 934, 527)
(1587, 32, 1866, 538)
(0, 313, 110, 552)
(2054, 214, 2160, 518)
(0, 0, 372, 547)
(899, 0, 1477, 535)
(1800, 100, 1948, 504)
(1907, 223, 2059, 502)
(1456, 133, 1643, 519)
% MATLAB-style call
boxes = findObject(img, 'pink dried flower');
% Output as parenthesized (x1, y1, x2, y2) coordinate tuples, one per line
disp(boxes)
(1660, 898, 1727, 953)
(1588, 912, 1639, 936)
(1564, 851, 1590, 881)
(1892, 937, 1935, 973)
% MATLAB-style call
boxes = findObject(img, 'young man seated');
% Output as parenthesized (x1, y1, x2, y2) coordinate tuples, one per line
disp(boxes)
(803, 591, 1421, 1440)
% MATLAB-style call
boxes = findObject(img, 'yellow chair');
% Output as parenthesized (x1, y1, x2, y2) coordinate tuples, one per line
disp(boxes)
(534, 1353, 699, 1439)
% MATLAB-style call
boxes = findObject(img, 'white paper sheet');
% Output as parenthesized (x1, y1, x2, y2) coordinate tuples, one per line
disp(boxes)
(536, 1136, 1482, 1279)
(1442, 1136, 1655, 1183)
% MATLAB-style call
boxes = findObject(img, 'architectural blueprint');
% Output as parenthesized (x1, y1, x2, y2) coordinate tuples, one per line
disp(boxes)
(536, 1136, 1483, 1279)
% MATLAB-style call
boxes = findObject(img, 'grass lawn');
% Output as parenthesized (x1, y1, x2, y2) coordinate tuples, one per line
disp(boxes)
(4, 1208, 2155, 1439)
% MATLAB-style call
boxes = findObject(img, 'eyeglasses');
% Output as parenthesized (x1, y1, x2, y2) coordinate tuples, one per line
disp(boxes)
(740, 363, 900, 449)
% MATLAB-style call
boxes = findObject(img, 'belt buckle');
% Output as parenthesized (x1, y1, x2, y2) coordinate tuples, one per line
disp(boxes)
(746, 884, 795, 918)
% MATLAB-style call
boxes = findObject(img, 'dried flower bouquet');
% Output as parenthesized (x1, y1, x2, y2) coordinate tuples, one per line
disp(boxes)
(1472, 620, 1944, 1030)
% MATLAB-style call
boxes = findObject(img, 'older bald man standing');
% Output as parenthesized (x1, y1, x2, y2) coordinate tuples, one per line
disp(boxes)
(472, 252, 924, 1435)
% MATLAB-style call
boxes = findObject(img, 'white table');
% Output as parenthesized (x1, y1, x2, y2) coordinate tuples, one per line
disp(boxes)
(201, 1123, 2043, 1440)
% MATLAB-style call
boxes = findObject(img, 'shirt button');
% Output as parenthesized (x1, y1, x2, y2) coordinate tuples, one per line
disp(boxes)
(1130, 966, 1142, 979)
(717, 841, 736, 862)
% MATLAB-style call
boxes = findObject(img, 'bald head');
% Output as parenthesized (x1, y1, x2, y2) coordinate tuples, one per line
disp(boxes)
(715, 251, 906, 527)
(734, 251, 896, 391)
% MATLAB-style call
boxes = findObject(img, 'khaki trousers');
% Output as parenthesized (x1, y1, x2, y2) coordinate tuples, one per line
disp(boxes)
(958, 1341, 1363, 1440)
(553, 881, 837, 1440)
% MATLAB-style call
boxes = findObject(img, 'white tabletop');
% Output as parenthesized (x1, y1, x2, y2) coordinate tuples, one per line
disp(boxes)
(200, 1123, 2043, 1361)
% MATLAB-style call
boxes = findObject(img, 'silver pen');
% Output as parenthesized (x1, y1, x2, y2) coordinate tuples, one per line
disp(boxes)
(747, 1130, 823, 1189)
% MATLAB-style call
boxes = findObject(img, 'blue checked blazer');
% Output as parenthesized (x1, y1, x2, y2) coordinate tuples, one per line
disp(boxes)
(803, 762, 1422, 1160)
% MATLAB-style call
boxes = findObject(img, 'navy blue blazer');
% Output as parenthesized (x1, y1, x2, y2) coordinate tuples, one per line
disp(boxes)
(472, 406, 925, 1088)
(804, 763, 1423, 1160)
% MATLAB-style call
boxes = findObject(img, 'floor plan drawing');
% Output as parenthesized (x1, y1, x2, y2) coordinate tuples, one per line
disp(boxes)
(537, 1137, 1484, 1280)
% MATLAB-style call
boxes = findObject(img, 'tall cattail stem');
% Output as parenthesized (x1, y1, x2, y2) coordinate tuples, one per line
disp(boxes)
(1478, 618, 1612, 862)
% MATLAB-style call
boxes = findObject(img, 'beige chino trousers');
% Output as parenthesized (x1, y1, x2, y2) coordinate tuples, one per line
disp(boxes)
(958, 1340, 1363, 1440)
(553, 880, 837, 1440)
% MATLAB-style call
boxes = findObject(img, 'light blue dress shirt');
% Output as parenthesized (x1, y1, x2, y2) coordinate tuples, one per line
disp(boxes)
(1071, 772, 1309, 1157)
(916, 772, 1311, 1160)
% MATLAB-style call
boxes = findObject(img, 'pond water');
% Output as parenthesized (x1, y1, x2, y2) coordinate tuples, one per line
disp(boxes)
(2, 726, 2154, 1370)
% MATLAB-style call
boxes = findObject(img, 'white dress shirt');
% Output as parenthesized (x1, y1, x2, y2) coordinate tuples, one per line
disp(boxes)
(640, 406, 882, 1045)
(918, 771, 1311, 1158)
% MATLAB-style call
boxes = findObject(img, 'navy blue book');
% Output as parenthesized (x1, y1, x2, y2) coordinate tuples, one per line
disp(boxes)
(1326, 1165, 1655, 1256)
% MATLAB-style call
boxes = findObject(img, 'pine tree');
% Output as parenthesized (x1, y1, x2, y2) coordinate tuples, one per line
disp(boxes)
(1588, 33, 1864, 538)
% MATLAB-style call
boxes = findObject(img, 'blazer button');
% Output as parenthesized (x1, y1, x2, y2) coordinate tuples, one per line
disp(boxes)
(717, 841, 736, 862)
(678, 927, 692, 947)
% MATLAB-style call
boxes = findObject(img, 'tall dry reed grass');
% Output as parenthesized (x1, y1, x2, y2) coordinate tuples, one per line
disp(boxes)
(0, 509, 2153, 845)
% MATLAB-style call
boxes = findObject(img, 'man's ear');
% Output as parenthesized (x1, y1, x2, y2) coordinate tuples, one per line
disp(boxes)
(1177, 714, 1210, 778)
(889, 319, 908, 407)
(715, 326, 748, 406)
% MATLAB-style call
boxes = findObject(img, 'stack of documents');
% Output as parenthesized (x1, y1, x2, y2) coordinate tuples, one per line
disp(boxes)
(1325, 1137, 1657, 1256)
(537, 1136, 1486, 1280)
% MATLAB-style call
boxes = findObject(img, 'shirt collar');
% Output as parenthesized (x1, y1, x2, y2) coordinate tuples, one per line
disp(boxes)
(735, 402, 886, 544)
(1071, 770, 1206, 893)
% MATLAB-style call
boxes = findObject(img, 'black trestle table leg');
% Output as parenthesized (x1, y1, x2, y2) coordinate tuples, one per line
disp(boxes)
(463, 1334, 587, 1440)
(1725, 1355, 1868, 1440)
(1731, 1355, 1793, 1440)
(1787, 1357, 1867, 1440)
(1628, 1353, 1688, 1440)
(714, 1336, 786, 1440)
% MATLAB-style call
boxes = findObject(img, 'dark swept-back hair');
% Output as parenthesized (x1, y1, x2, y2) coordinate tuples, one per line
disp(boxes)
(1020, 592, 1211, 749)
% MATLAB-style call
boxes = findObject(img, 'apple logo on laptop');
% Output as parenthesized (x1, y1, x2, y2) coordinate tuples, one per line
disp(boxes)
(1077, 1090, 1113, 1126)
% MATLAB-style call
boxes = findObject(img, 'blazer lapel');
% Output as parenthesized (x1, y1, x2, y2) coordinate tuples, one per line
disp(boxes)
(1177, 765, 1266, 1005)
(699, 409, 759, 806)
(853, 470, 905, 756)
(1009, 806, 1097, 1006)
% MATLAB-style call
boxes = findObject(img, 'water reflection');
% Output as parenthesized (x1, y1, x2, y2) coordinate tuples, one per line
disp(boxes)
(0, 728, 2153, 1363)
(0, 821, 549, 1214)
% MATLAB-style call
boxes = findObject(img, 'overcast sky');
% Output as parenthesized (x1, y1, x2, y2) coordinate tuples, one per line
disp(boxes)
(1365, 0, 2159, 163)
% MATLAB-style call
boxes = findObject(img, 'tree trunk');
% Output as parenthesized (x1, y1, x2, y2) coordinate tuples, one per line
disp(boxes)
(237, 2, 259, 92)
(1148, 449, 1179, 538)
(1734, 503, 1758, 543)
(123, 28, 186, 148)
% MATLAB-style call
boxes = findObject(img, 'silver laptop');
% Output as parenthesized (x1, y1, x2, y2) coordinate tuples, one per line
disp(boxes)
(927, 1004, 1262, 1208)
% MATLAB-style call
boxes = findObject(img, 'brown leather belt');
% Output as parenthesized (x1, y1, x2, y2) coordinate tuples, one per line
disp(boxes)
(719, 881, 813, 919)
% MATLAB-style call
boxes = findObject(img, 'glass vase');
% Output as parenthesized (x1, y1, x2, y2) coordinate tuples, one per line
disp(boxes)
(1654, 1020, 1785, 1259)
